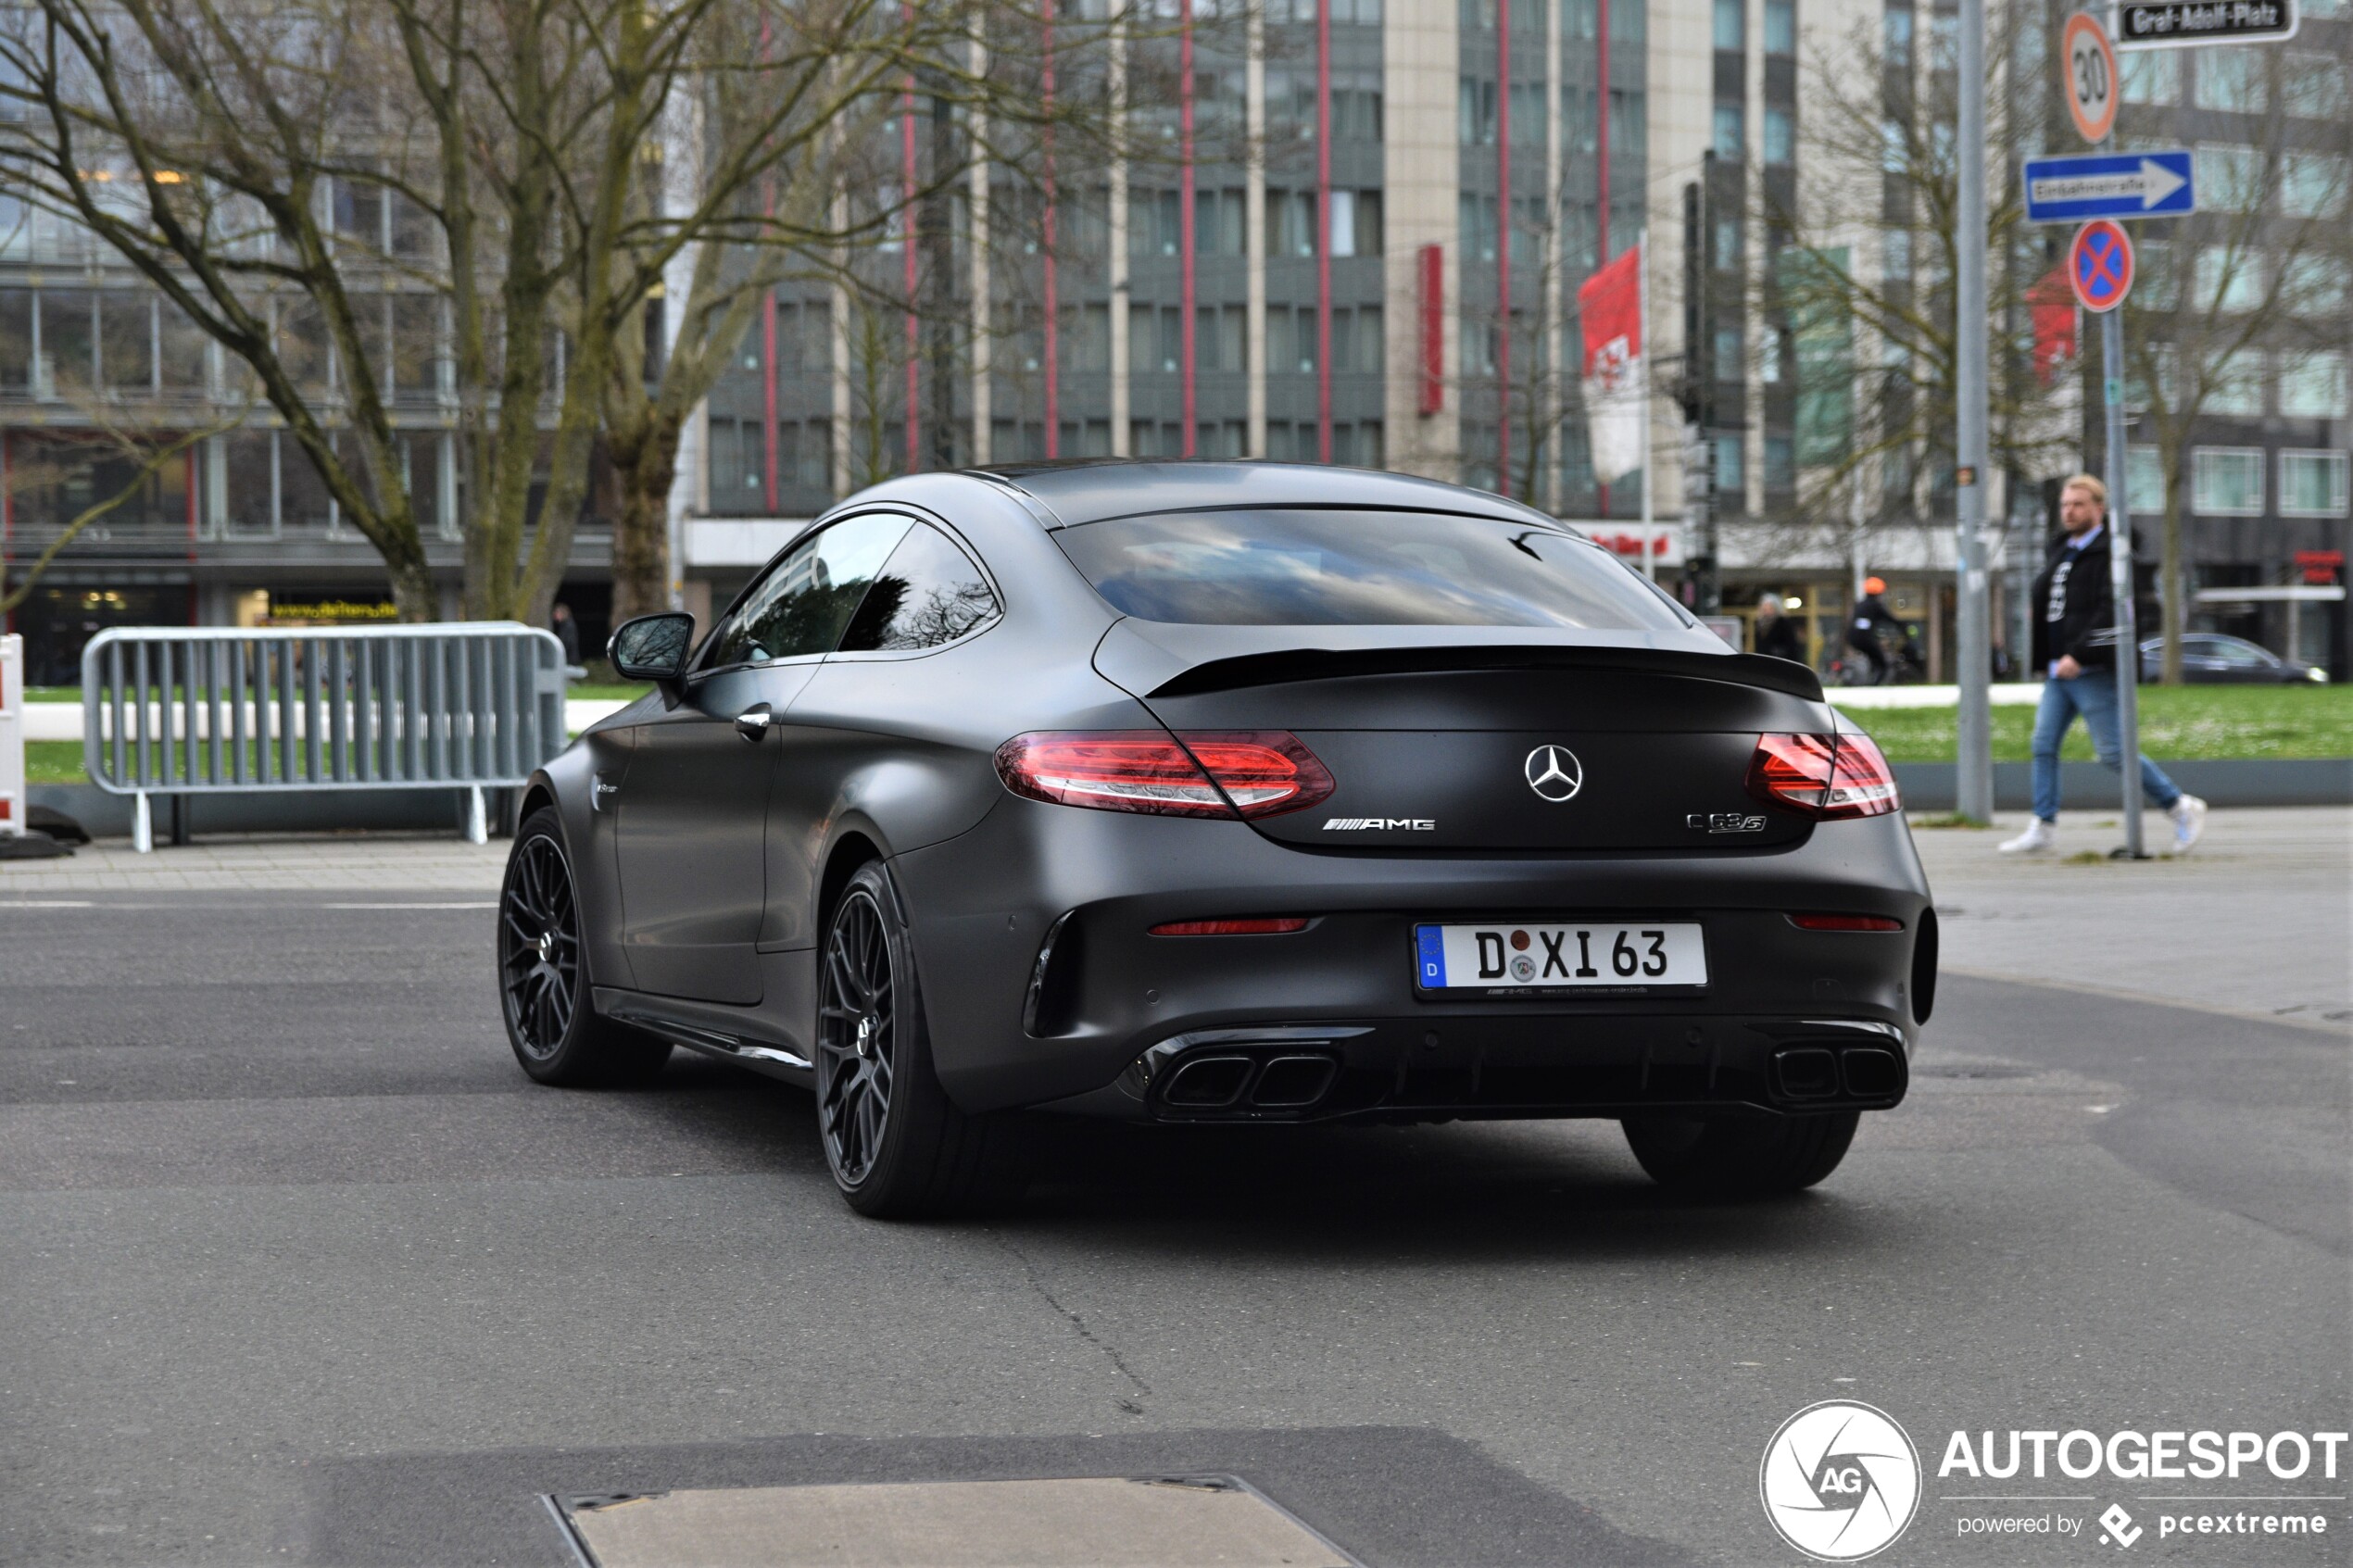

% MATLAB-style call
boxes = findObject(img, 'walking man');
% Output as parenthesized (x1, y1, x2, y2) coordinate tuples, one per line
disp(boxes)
(2001, 474, 2207, 854)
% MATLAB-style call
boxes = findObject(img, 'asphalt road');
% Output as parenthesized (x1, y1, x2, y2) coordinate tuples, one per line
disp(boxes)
(2, 869, 2346, 1567)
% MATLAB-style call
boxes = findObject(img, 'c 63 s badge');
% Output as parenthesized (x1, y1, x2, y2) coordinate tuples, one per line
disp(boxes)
(1690, 811, 1768, 834)
(1325, 818, 1437, 832)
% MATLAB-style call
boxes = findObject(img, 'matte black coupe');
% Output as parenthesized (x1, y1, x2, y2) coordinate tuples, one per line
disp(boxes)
(498, 463, 1935, 1215)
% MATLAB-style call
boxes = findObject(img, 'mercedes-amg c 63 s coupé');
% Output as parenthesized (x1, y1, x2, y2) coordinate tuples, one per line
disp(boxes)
(498, 462, 1934, 1215)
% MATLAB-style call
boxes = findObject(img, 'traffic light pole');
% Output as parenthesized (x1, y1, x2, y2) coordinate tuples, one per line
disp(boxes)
(2101, 307, 2146, 858)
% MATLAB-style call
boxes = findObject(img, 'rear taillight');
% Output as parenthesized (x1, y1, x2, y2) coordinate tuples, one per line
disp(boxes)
(994, 731, 1335, 820)
(1747, 731, 1901, 820)
(1149, 917, 1311, 935)
(1787, 912, 1905, 932)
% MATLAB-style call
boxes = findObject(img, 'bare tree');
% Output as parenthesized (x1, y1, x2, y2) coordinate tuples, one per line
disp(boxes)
(2120, 40, 2353, 682)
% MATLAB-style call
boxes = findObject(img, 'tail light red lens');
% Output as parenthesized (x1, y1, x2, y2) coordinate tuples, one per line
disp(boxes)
(994, 731, 1335, 820)
(1747, 731, 1902, 820)
(1149, 917, 1311, 935)
(1788, 912, 1905, 932)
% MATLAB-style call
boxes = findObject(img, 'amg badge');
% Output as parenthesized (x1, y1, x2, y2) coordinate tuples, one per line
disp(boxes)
(1324, 817, 1437, 831)
(1688, 811, 1768, 834)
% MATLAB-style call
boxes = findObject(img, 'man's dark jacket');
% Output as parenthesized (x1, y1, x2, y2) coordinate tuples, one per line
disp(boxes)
(1754, 613, 1806, 662)
(2030, 527, 2121, 672)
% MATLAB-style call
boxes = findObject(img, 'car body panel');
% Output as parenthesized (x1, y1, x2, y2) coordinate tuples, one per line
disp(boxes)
(515, 463, 1931, 1130)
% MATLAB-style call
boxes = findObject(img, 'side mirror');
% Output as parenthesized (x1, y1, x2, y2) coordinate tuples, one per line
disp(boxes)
(609, 612, 696, 689)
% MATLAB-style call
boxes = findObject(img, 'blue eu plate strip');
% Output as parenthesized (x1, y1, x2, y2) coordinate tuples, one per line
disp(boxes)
(1415, 924, 1447, 988)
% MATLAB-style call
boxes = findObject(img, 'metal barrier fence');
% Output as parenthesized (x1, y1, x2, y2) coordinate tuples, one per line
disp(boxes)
(82, 622, 569, 851)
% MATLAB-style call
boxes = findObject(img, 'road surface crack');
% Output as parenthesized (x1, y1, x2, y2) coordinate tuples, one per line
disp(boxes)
(993, 1233, 1152, 1403)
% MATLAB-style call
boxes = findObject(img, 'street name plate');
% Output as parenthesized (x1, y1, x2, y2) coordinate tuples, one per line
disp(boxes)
(2115, 0, 2298, 46)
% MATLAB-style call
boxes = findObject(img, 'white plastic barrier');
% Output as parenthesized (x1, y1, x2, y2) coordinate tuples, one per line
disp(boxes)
(0, 633, 21, 838)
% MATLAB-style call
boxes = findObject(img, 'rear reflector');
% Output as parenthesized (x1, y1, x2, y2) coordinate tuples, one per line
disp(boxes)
(1149, 917, 1311, 936)
(995, 731, 1334, 820)
(1787, 912, 1905, 932)
(1746, 731, 1902, 820)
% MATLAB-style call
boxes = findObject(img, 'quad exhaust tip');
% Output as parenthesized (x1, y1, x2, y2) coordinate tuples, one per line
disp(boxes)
(1770, 1044, 1906, 1102)
(1160, 1050, 1341, 1111)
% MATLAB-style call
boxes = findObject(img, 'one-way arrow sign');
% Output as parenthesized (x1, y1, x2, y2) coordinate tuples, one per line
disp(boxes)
(2024, 150, 2196, 223)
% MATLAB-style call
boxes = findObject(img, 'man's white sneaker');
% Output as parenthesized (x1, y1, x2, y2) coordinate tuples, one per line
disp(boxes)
(1998, 819, 2057, 854)
(2170, 794, 2208, 853)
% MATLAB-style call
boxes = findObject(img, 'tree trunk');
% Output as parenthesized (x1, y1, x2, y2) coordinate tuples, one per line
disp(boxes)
(2161, 440, 2186, 685)
(609, 407, 685, 625)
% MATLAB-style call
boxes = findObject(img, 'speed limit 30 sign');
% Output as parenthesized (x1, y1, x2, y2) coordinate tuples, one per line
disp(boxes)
(2063, 11, 2119, 143)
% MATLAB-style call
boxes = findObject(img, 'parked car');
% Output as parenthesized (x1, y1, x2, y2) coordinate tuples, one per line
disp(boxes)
(2138, 633, 2327, 684)
(497, 462, 1934, 1215)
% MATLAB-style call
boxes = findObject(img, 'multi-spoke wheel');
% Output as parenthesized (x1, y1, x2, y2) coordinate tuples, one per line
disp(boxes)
(814, 861, 1021, 1217)
(498, 808, 670, 1086)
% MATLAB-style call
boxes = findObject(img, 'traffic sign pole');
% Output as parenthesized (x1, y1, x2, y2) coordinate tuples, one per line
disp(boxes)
(1954, 0, 1992, 823)
(2101, 307, 2146, 859)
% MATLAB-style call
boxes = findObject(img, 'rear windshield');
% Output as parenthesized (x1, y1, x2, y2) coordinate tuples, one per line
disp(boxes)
(1053, 508, 1692, 629)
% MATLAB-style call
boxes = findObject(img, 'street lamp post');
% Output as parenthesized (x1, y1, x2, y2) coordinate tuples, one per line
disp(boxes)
(1953, 0, 1994, 823)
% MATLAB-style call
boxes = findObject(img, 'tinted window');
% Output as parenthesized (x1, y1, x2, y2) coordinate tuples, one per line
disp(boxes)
(702, 514, 912, 669)
(837, 523, 1000, 652)
(1054, 508, 1692, 630)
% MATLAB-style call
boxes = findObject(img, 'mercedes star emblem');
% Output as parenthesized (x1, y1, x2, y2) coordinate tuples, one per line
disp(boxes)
(1524, 744, 1583, 802)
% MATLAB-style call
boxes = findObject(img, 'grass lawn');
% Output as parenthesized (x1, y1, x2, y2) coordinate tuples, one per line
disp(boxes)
(1843, 684, 2353, 761)
(21, 684, 2342, 785)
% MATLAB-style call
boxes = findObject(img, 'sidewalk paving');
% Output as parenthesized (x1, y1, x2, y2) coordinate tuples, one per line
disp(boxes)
(5, 809, 2343, 1028)
(1913, 804, 2350, 1027)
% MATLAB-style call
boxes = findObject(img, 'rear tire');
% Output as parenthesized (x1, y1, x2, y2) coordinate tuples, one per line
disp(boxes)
(1621, 1111, 1858, 1195)
(499, 808, 672, 1087)
(816, 861, 1019, 1218)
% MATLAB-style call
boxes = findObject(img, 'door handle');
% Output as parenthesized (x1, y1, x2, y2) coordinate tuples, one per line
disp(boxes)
(735, 703, 774, 743)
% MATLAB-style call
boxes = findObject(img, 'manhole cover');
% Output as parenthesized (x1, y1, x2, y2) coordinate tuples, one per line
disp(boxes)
(549, 1475, 1358, 1568)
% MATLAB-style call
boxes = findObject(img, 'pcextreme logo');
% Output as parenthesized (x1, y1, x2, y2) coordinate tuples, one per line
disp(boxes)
(1761, 1400, 1924, 1562)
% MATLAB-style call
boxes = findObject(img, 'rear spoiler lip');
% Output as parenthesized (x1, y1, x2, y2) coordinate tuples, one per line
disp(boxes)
(1136, 640, 1828, 703)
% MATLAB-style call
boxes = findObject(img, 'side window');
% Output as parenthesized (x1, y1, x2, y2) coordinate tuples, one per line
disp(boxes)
(836, 522, 1001, 653)
(700, 513, 913, 670)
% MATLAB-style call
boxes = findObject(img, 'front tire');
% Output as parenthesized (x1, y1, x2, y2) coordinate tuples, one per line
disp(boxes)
(816, 861, 1016, 1218)
(498, 808, 671, 1086)
(1621, 1111, 1858, 1195)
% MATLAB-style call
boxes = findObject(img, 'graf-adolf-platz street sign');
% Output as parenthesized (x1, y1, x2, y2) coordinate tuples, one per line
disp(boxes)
(2115, 0, 2298, 46)
(2063, 12, 2120, 143)
(2070, 220, 2135, 313)
(2024, 150, 2196, 223)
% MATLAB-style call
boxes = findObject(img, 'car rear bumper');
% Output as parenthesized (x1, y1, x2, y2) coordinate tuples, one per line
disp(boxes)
(891, 797, 1934, 1117)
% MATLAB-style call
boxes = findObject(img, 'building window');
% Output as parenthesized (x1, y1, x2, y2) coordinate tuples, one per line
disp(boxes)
(2285, 52, 2348, 117)
(2121, 50, 2179, 105)
(2281, 254, 2350, 315)
(1713, 0, 1743, 48)
(2196, 145, 2264, 213)
(1713, 102, 1744, 160)
(1713, 434, 1744, 494)
(2195, 48, 2269, 112)
(2207, 348, 2266, 416)
(2280, 450, 2350, 516)
(1883, 6, 1912, 66)
(2280, 349, 2348, 419)
(1765, 435, 1795, 491)
(1765, 0, 1795, 54)
(2126, 446, 2166, 515)
(2195, 246, 2264, 312)
(1713, 326, 1743, 382)
(1882, 230, 1911, 280)
(2283, 154, 2349, 219)
(2192, 447, 2264, 515)
(1764, 107, 1794, 165)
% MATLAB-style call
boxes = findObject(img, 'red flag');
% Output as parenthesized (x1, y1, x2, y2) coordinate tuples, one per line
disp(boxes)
(2029, 266, 2077, 386)
(1577, 245, 1644, 485)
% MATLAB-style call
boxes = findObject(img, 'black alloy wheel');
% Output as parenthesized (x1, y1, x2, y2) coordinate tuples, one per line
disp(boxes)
(812, 860, 1021, 1217)
(498, 808, 670, 1086)
(817, 884, 898, 1187)
(501, 830, 580, 1061)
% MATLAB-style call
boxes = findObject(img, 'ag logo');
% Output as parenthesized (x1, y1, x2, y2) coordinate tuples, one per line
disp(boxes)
(1524, 745, 1583, 802)
(1760, 1400, 1921, 1562)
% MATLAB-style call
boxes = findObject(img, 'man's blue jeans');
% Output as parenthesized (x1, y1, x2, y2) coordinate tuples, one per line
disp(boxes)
(2031, 671, 2182, 822)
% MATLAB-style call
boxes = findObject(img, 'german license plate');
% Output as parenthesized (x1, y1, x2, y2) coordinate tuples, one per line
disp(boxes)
(1413, 922, 1708, 993)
